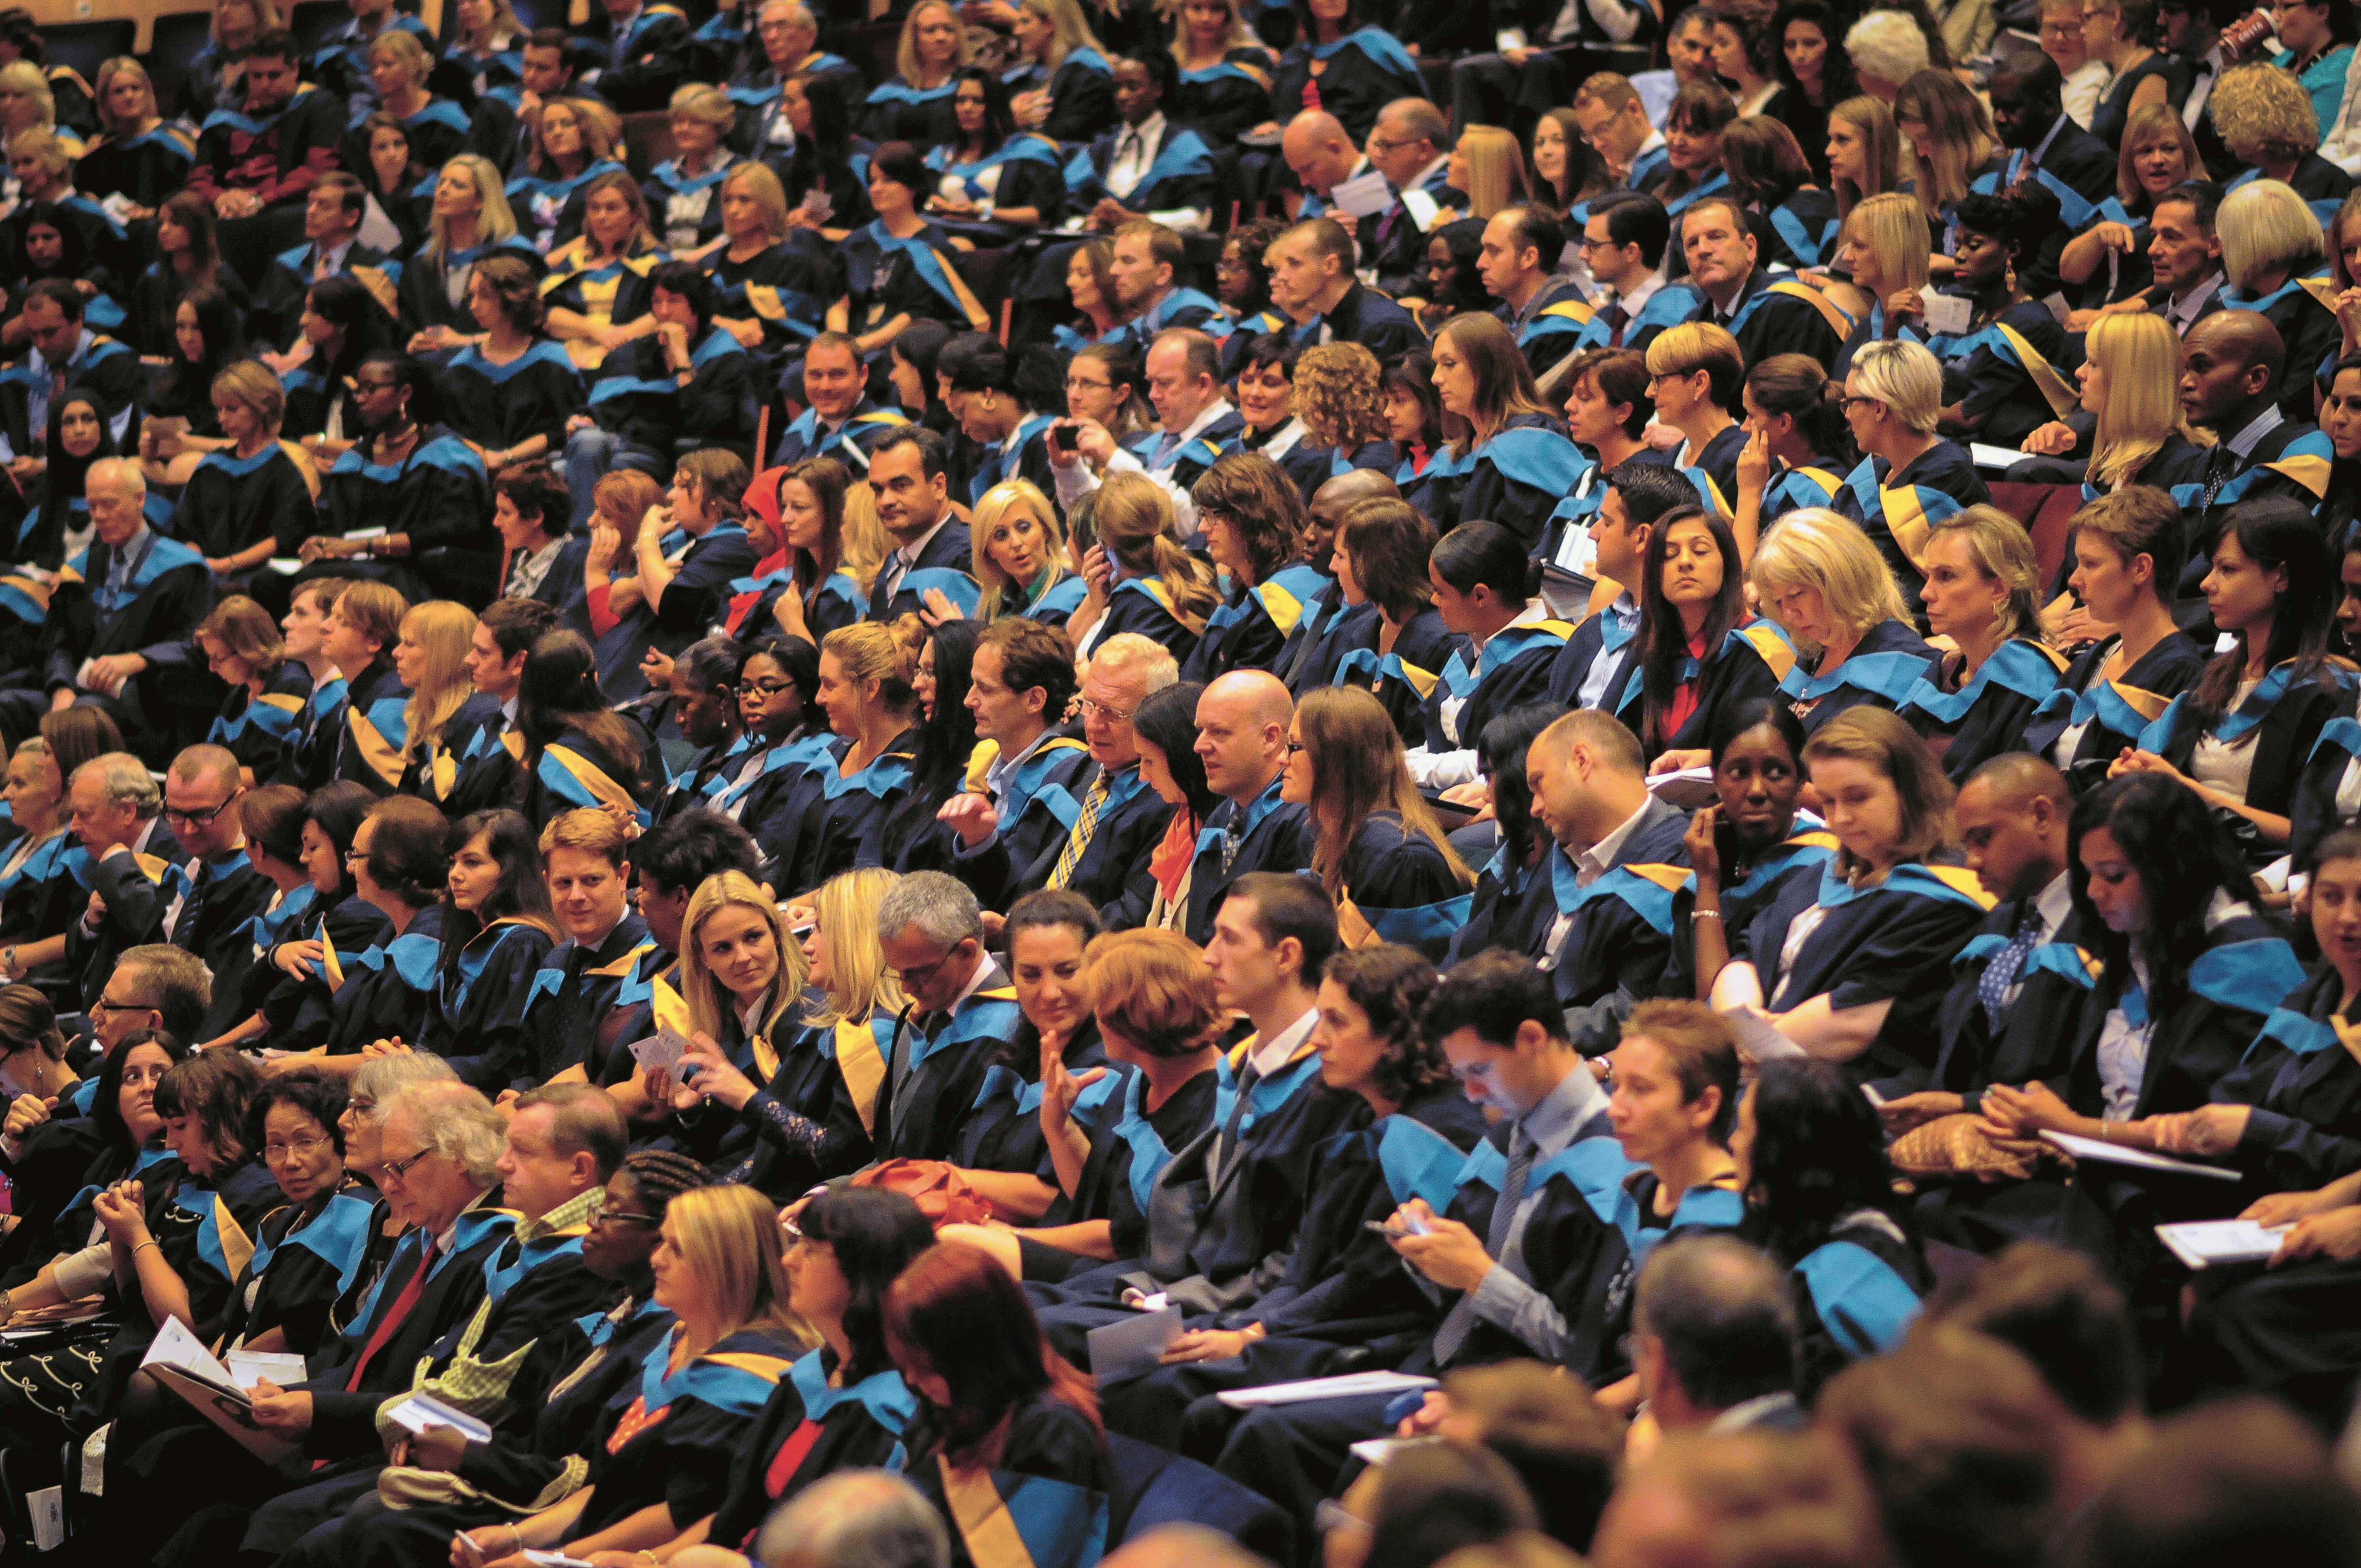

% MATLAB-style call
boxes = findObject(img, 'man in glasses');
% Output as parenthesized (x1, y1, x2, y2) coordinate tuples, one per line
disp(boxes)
(78, 745, 271, 1048)
(872, 870, 1023, 1165)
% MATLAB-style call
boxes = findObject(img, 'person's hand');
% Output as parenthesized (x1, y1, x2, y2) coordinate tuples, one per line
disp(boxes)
(2108, 748, 2189, 787)
(1438, 779, 1491, 810)
(1979, 1080, 2076, 1139)
(1079, 543, 1111, 606)
(1068, 418, 1117, 469)
(1011, 87, 1050, 127)
(2244, 1185, 2345, 1227)
(1641, 421, 1682, 453)
(1088, 197, 1132, 230)
(2087, 220, 2136, 256)
(5, 456, 39, 487)
(1878, 1090, 1965, 1136)
(1160, 1325, 1261, 1364)
(1394, 1389, 1451, 1438)
(1735, 424, 1770, 495)
(565, 414, 595, 436)
(275, 937, 325, 978)
(362, 1037, 412, 1059)
(2048, 603, 2113, 649)
(726, 317, 764, 347)
(4, 1091, 52, 1142)
(1684, 802, 1722, 887)
(938, 791, 999, 849)
(403, 1421, 471, 1473)
(2021, 421, 2077, 456)
(93, 1179, 147, 1244)
(1884, 287, 1927, 328)
(1387, 1200, 1494, 1293)
(1501, 44, 1532, 63)
(2147, 1103, 2252, 1157)
(587, 522, 622, 575)
(659, 319, 692, 361)
(678, 1031, 760, 1109)
(2273, 1206, 2361, 1266)
(1650, 748, 1709, 776)
(1040, 1031, 1108, 1136)
(84, 653, 144, 692)
(246, 1379, 315, 1434)
(928, 193, 978, 219)
(920, 586, 964, 626)
(2339, 287, 2361, 349)
(408, 325, 465, 354)
(640, 648, 675, 687)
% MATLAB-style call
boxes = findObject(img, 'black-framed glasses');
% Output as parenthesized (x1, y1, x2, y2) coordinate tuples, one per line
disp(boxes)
(89, 993, 156, 1018)
(376, 1147, 434, 1185)
(745, 679, 796, 698)
(894, 941, 968, 991)
(1839, 393, 1885, 412)
(594, 1207, 660, 1229)
(163, 797, 238, 829)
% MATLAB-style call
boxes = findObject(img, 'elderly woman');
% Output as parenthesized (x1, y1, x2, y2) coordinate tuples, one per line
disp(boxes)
(2217, 173, 2342, 419)
(1748, 509, 1933, 738)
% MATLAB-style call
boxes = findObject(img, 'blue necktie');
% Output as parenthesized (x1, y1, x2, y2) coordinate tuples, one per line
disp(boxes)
(1978, 908, 2043, 1034)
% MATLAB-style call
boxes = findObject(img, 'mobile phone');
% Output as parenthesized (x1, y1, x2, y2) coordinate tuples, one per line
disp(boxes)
(1050, 422, 1079, 455)
(1713, 816, 1741, 876)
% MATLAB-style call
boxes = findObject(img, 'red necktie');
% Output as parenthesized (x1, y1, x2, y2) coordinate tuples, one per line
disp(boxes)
(345, 1238, 435, 1392)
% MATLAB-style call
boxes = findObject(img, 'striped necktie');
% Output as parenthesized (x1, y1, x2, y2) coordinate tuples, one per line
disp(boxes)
(1048, 772, 1112, 889)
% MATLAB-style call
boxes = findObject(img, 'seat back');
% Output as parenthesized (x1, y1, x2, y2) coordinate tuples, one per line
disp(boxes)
(40, 18, 134, 85)
(1104, 1432, 1297, 1566)
(146, 10, 218, 114)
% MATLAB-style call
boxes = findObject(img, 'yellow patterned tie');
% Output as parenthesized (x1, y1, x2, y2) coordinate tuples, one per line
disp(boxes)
(1048, 772, 1112, 889)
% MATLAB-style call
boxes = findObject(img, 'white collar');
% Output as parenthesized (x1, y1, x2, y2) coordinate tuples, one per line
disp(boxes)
(1260, 416, 1309, 459)
(1119, 111, 1165, 150)
(2034, 870, 2073, 940)
(943, 948, 995, 1014)
(34, 328, 92, 375)
(499, 694, 519, 726)
(1404, 152, 1450, 192)
(1474, 598, 1549, 653)
(1167, 397, 1236, 450)
(1609, 270, 1667, 313)
(897, 513, 953, 567)
(1245, 1006, 1319, 1079)
(1579, 793, 1654, 878)
(2225, 403, 2284, 460)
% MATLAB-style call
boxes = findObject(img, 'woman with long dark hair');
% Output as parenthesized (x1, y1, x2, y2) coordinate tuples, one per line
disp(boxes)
(776, 68, 872, 234)
(517, 629, 655, 829)
(127, 190, 249, 359)
(885, 1240, 1112, 1568)
(1714, 706, 1995, 1088)
(1733, 1055, 1929, 1394)
(1979, 772, 2303, 1144)
(1772, 0, 1858, 184)
(21, 388, 161, 569)
(1181, 452, 1328, 683)
(1107, 680, 1212, 930)
(196, 786, 317, 1053)
(414, 807, 559, 1089)
(136, 283, 244, 447)
(1322, 497, 1451, 740)
(1671, 698, 1837, 1002)
(874, 617, 980, 879)
(711, 633, 826, 850)
(280, 274, 394, 446)
(1443, 704, 1560, 969)
(257, 781, 394, 1051)
(1384, 351, 1445, 493)
(2111, 499, 2345, 863)
(923, 68, 1065, 232)
(1617, 504, 1797, 761)
(1724, 117, 1840, 272)
(739, 458, 868, 649)
(1282, 687, 1472, 963)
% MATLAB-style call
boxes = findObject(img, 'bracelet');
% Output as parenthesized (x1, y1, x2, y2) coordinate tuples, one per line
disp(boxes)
(1690, 909, 1721, 923)
(132, 1239, 159, 1258)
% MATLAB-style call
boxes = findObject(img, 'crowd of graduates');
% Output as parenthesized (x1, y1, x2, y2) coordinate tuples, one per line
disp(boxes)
(15, 0, 2361, 1561)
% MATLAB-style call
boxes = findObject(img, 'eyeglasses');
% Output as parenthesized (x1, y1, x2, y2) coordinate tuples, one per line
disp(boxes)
(344, 847, 371, 866)
(163, 797, 238, 829)
(893, 942, 967, 991)
(1364, 135, 1418, 154)
(89, 993, 156, 1018)
(1076, 696, 1135, 723)
(263, 1135, 333, 1164)
(1066, 376, 1113, 392)
(376, 1147, 433, 1186)
(1838, 393, 1885, 412)
(594, 1207, 660, 1229)
(744, 679, 795, 698)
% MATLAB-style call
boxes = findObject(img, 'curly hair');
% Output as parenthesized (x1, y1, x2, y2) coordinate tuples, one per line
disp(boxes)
(1294, 343, 1389, 452)
(1322, 946, 1451, 1103)
(2210, 61, 2324, 166)
(470, 253, 546, 335)
(1190, 452, 1307, 584)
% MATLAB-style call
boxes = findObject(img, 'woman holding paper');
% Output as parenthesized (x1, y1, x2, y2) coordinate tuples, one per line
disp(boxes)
(1732, 1056, 1930, 1395)
(213, 1069, 371, 1357)
(461, 1185, 814, 1568)
(662, 869, 870, 1199)
(1976, 773, 2306, 1146)
(1098, 944, 1488, 1447)
(1712, 706, 1996, 1091)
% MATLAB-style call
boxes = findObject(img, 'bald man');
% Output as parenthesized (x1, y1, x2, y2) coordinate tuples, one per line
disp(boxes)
(1887, 754, 2090, 1143)
(1279, 110, 1369, 220)
(2176, 311, 2335, 599)
(1184, 670, 1313, 942)
(1274, 469, 1398, 693)
(1362, 98, 1463, 292)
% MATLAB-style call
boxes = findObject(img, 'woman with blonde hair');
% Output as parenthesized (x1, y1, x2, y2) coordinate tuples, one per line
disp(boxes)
(1067, 470, 1218, 664)
(864, 0, 968, 148)
(787, 867, 908, 1140)
(706, 162, 824, 358)
(1444, 124, 1530, 222)
(1710, 705, 1991, 1084)
(1295, 341, 1397, 477)
(1831, 338, 1989, 621)
(646, 82, 738, 251)
(757, 620, 925, 897)
(971, 480, 1084, 625)
(76, 58, 187, 212)
(2021, 312, 2204, 499)
(165, 360, 313, 581)
(2217, 176, 2340, 418)
(352, 30, 468, 177)
(1825, 93, 1903, 218)
(0, 60, 66, 158)
(1282, 687, 1473, 962)
(664, 867, 875, 1194)
(392, 600, 496, 796)
(470, 1181, 814, 1565)
(447, 0, 526, 97)
(1005, 0, 1115, 142)
(2213, 60, 2354, 226)
(543, 171, 665, 366)
(1826, 191, 1930, 372)
(322, 579, 412, 792)
(2057, 103, 2201, 318)
(198, 595, 312, 785)
(400, 153, 535, 347)
(1892, 68, 1999, 243)
(1893, 505, 2066, 782)
(1422, 311, 1589, 547)
(1745, 509, 1930, 737)
(506, 94, 628, 254)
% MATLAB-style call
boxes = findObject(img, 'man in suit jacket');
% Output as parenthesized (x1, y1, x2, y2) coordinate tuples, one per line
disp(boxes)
(1267, 216, 1425, 369)
(867, 426, 979, 622)
(1183, 671, 1316, 945)
(1362, 99, 1467, 296)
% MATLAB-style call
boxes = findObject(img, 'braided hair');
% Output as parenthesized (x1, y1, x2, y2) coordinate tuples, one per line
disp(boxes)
(620, 1149, 709, 1221)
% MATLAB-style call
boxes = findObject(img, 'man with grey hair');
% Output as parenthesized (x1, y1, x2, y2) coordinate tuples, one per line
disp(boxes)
(1630, 1234, 1804, 1434)
(77, 744, 271, 1042)
(13, 449, 214, 755)
(757, 1469, 951, 1568)
(872, 869, 1021, 1164)
(960, 631, 1178, 911)
(341, 1050, 459, 1171)
(58, 751, 179, 1010)
(736, 0, 861, 163)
